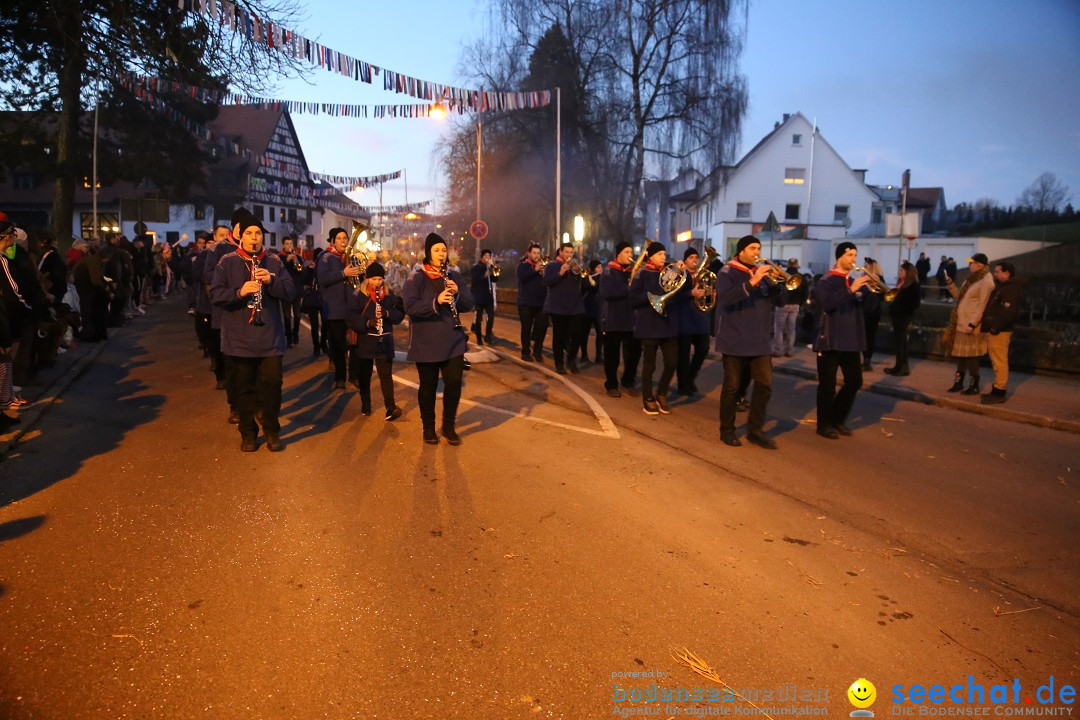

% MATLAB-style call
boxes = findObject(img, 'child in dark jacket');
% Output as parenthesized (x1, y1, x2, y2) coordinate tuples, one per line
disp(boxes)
(345, 262, 404, 421)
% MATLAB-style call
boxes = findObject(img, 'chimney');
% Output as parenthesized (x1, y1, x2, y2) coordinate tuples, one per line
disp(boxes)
(782, 113, 791, 123)
(773, 121, 780, 130)
(853, 169, 867, 183)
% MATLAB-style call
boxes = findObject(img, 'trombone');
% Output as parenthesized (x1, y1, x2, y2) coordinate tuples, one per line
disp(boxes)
(851, 266, 898, 301)
(756, 258, 803, 291)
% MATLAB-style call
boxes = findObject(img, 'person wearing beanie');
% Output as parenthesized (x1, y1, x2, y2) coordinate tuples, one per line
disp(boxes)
(942, 252, 995, 396)
(275, 236, 305, 348)
(599, 240, 641, 397)
(811, 242, 879, 439)
(714, 235, 785, 448)
(673, 246, 713, 397)
(516, 242, 549, 362)
(978, 261, 1021, 405)
(629, 241, 682, 415)
(345, 261, 404, 421)
(470, 248, 498, 346)
(194, 225, 232, 395)
(209, 214, 297, 452)
(317, 226, 365, 389)
(543, 242, 587, 374)
(578, 258, 603, 364)
(401, 233, 474, 445)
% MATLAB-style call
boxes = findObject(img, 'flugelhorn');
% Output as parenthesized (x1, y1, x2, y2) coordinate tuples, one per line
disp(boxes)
(756, 258, 803, 291)
(851, 266, 898, 301)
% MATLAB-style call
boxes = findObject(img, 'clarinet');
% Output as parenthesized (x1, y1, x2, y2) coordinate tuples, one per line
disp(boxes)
(440, 261, 463, 330)
(374, 286, 385, 335)
(247, 258, 265, 326)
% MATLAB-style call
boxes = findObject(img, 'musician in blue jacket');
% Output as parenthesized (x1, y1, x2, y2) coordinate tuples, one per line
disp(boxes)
(515, 243, 548, 362)
(812, 241, 878, 439)
(317, 227, 365, 390)
(600, 241, 640, 398)
(470, 249, 498, 346)
(209, 212, 297, 452)
(714, 235, 785, 449)
(543, 242, 587, 374)
(203, 221, 240, 418)
(630, 241, 682, 416)
(675, 246, 714, 398)
(402, 233, 474, 446)
(345, 262, 404, 421)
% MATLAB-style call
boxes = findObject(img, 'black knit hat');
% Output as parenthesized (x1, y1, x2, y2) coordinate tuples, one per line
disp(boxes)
(424, 232, 446, 262)
(480, 248, 492, 258)
(237, 213, 263, 239)
(736, 235, 759, 253)
(835, 241, 857, 259)
(646, 241, 665, 258)
(328, 227, 347, 244)
(683, 246, 699, 261)
(614, 241, 632, 255)
(230, 207, 250, 228)
(365, 261, 385, 279)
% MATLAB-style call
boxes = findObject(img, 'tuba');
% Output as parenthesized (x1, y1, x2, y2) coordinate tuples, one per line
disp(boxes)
(647, 263, 688, 316)
(344, 224, 370, 290)
(693, 246, 718, 312)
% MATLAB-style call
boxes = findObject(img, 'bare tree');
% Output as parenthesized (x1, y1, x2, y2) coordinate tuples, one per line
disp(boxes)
(1016, 172, 1071, 213)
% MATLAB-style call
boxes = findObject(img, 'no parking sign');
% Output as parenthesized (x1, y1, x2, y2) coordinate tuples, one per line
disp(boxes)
(470, 220, 489, 241)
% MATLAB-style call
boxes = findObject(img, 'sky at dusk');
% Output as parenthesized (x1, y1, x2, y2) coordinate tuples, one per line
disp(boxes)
(273, 0, 1080, 214)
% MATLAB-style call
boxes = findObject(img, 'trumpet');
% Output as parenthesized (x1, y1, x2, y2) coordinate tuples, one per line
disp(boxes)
(489, 262, 502, 279)
(756, 258, 803, 291)
(851, 266, 899, 301)
(566, 258, 589, 277)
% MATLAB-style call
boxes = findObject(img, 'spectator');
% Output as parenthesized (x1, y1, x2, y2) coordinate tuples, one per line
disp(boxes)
(979, 261, 1022, 404)
(943, 253, 995, 395)
(73, 240, 110, 342)
(935, 255, 950, 302)
(915, 252, 931, 286)
(884, 261, 921, 376)
(771, 258, 806, 357)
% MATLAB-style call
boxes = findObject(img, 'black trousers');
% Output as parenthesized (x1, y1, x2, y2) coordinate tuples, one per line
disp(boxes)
(549, 313, 583, 369)
(416, 355, 465, 430)
(816, 350, 863, 429)
(517, 305, 548, 358)
(603, 330, 641, 390)
(891, 314, 912, 369)
(352, 356, 395, 410)
(304, 308, 321, 353)
(228, 354, 283, 438)
(677, 333, 711, 392)
(864, 307, 882, 362)
(195, 312, 212, 352)
(640, 338, 677, 401)
(324, 319, 348, 382)
(208, 327, 227, 384)
(579, 316, 602, 361)
(281, 299, 302, 344)
(720, 355, 772, 435)
(472, 302, 495, 340)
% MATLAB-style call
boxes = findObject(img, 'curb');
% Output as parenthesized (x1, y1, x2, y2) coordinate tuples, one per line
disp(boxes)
(771, 363, 1080, 435)
(0, 330, 115, 461)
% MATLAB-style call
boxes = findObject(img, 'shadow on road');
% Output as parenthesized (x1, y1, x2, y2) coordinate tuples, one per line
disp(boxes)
(0, 515, 46, 542)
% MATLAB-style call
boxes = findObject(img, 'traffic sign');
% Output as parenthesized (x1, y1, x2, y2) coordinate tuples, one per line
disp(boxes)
(470, 220, 489, 240)
(905, 235, 917, 250)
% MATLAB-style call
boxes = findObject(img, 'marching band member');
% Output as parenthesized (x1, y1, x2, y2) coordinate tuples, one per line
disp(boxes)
(579, 259, 603, 364)
(714, 235, 784, 449)
(276, 236, 305, 348)
(630, 241, 680, 415)
(516, 243, 549, 363)
(209, 211, 296, 452)
(470, 249, 498, 346)
(317, 227, 365, 390)
(675, 246, 713, 397)
(813, 241, 878, 439)
(402, 233, 474, 445)
(543, 242, 586, 375)
(345, 262, 404, 421)
(600, 241, 641, 398)
(203, 219, 241, 421)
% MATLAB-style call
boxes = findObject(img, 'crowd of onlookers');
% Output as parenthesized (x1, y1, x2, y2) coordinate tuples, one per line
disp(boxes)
(0, 214, 199, 431)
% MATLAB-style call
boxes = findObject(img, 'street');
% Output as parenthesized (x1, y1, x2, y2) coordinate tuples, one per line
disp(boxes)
(0, 299, 1077, 719)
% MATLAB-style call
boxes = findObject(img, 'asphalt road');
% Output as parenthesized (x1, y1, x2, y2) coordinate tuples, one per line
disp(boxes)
(0, 299, 1077, 719)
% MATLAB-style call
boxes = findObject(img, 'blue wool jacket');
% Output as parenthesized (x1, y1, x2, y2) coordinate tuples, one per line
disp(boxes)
(516, 260, 546, 307)
(402, 268, 475, 363)
(812, 272, 879, 352)
(542, 260, 586, 316)
(192, 247, 214, 315)
(470, 262, 497, 305)
(630, 267, 681, 339)
(345, 287, 405, 361)
(207, 240, 240, 328)
(316, 249, 355, 320)
(600, 264, 634, 333)
(714, 262, 784, 356)
(677, 275, 713, 336)
(209, 251, 296, 357)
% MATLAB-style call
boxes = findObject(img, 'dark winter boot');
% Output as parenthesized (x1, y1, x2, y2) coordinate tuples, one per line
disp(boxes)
(442, 422, 461, 446)
(981, 386, 1007, 404)
(423, 425, 439, 445)
(947, 372, 965, 393)
(961, 376, 981, 395)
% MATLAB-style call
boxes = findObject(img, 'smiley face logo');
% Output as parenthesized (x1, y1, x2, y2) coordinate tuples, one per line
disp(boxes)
(847, 678, 877, 709)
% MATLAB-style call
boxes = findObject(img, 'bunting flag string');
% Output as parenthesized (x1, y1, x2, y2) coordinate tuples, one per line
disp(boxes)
(172, 2, 553, 108)
(354, 200, 431, 214)
(120, 73, 551, 116)
(308, 169, 401, 187)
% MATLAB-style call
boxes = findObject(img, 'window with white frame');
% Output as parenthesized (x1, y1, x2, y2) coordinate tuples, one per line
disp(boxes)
(785, 204, 800, 221)
(736, 202, 751, 219)
(784, 168, 806, 184)
(834, 205, 850, 223)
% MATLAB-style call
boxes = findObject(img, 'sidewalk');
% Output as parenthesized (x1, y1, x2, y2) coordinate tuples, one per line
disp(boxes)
(763, 346, 1080, 434)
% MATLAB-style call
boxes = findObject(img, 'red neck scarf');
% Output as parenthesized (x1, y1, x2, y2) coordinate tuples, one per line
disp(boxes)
(727, 259, 753, 274)
(607, 260, 630, 271)
(327, 247, 344, 259)
(829, 267, 852, 289)
(645, 259, 664, 272)
(368, 284, 385, 303)
(236, 247, 266, 263)
(421, 263, 443, 279)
